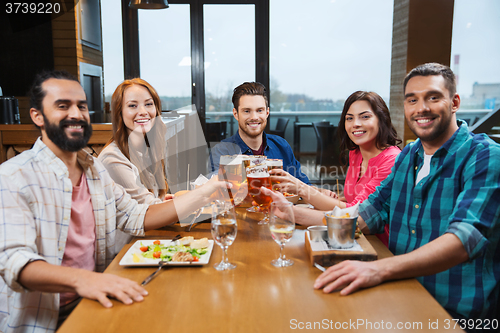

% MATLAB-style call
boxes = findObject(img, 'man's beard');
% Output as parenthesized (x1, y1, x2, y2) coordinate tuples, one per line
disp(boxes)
(239, 120, 266, 139)
(407, 107, 453, 144)
(43, 115, 92, 152)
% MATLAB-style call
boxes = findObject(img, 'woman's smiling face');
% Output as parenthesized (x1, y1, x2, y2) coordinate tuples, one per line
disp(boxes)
(344, 100, 380, 150)
(122, 84, 157, 135)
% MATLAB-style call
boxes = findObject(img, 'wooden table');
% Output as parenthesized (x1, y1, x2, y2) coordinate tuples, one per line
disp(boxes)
(58, 208, 463, 333)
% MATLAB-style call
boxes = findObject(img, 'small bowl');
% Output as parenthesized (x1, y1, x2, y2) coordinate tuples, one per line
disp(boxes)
(284, 194, 299, 204)
(307, 226, 328, 242)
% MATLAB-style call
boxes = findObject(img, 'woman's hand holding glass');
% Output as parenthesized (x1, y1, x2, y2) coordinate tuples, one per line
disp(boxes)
(269, 169, 307, 196)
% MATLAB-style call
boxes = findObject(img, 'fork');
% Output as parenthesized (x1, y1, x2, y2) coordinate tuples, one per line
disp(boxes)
(141, 260, 170, 286)
(170, 234, 182, 243)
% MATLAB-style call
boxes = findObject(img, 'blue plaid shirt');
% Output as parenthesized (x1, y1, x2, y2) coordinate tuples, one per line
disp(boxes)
(210, 131, 310, 184)
(360, 121, 500, 320)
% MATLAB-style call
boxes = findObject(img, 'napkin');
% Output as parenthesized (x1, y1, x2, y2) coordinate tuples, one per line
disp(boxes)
(330, 203, 359, 218)
(190, 174, 209, 189)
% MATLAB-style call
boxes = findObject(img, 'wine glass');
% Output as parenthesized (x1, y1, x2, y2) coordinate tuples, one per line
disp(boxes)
(246, 163, 273, 224)
(268, 201, 295, 267)
(211, 200, 238, 270)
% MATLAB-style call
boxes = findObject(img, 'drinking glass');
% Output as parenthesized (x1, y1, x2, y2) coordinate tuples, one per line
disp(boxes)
(267, 159, 283, 190)
(268, 201, 295, 267)
(244, 155, 267, 213)
(246, 163, 273, 224)
(211, 200, 238, 270)
(218, 155, 244, 206)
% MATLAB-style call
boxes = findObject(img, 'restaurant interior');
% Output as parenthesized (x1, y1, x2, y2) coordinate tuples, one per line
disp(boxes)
(1, 0, 499, 183)
(1, 1, 500, 332)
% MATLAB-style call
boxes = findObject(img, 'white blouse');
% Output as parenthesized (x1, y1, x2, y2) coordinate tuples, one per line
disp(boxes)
(98, 141, 164, 253)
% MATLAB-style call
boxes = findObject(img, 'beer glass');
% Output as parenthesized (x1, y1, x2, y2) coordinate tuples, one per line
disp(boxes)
(267, 159, 283, 190)
(246, 163, 272, 224)
(244, 155, 267, 213)
(218, 155, 244, 205)
(268, 202, 295, 267)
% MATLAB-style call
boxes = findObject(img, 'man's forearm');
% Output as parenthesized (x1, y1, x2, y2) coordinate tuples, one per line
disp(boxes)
(18, 260, 82, 293)
(377, 233, 469, 282)
(18, 258, 148, 308)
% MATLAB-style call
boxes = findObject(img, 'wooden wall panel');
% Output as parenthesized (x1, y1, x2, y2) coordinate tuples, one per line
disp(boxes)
(389, 0, 454, 145)
(51, 0, 78, 78)
(81, 45, 104, 67)
(18, 97, 31, 124)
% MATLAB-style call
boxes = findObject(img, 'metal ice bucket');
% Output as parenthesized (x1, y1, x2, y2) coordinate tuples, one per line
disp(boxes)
(324, 213, 358, 249)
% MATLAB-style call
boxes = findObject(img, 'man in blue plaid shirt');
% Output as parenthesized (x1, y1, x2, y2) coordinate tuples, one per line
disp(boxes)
(314, 63, 500, 323)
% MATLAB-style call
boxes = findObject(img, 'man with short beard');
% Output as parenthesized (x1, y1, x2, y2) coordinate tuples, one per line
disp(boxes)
(0, 70, 226, 332)
(211, 81, 309, 185)
(308, 63, 500, 326)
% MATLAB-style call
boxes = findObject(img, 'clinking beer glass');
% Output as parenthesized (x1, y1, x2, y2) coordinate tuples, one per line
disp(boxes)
(244, 155, 267, 212)
(246, 163, 273, 224)
(218, 155, 245, 206)
(266, 159, 283, 190)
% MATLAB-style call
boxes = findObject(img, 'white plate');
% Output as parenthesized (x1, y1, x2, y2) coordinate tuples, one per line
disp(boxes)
(119, 239, 214, 266)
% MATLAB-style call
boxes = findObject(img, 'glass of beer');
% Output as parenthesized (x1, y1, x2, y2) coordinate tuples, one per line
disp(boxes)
(218, 155, 244, 205)
(244, 156, 267, 213)
(246, 163, 273, 224)
(267, 159, 283, 190)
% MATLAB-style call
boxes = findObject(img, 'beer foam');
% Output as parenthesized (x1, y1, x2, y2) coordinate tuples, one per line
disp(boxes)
(220, 155, 243, 166)
(248, 156, 266, 166)
(247, 171, 270, 178)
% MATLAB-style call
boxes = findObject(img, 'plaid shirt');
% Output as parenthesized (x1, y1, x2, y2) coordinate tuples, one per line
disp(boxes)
(0, 138, 148, 333)
(360, 121, 500, 320)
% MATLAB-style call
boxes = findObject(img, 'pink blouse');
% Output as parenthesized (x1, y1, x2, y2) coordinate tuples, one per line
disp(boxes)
(343, 146, 400, 247)
(344, 146, 400, 206)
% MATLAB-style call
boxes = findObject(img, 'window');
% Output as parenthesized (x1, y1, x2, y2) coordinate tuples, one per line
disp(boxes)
(451, 0, 500, 115)
(204, 4, 255, 113)
(101, 0, 124, 103)
(139, 5, 192, 110)
(270, 0, 394, 155)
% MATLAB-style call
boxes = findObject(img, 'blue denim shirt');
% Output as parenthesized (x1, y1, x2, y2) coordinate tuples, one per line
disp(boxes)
(210, 131, 310, 185)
